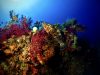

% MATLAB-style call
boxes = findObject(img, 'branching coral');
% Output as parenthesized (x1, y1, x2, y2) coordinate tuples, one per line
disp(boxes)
(30, 30, 55, 65)
(0, 11, 31, 42)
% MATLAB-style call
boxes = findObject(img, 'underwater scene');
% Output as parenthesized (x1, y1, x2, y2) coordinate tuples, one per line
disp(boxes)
(0, 0, 100, 75)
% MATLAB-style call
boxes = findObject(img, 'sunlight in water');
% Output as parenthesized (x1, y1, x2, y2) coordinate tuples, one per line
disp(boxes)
(1, 0, 39, 12)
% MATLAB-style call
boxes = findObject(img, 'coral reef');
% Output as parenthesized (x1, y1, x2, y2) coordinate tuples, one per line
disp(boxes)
(0, 11, 90, 75)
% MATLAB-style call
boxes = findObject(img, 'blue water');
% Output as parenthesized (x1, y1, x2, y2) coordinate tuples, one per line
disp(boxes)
(0, 0, 100, 48)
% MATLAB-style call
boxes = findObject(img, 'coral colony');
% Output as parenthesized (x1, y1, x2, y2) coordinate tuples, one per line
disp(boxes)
(0, 11, 86, 75)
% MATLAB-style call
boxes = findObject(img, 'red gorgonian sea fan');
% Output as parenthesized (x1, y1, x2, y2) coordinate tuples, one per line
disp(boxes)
(0, 23, 30, 42)
(30, 30, 50, 64)
(9, 24, 30, 36)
